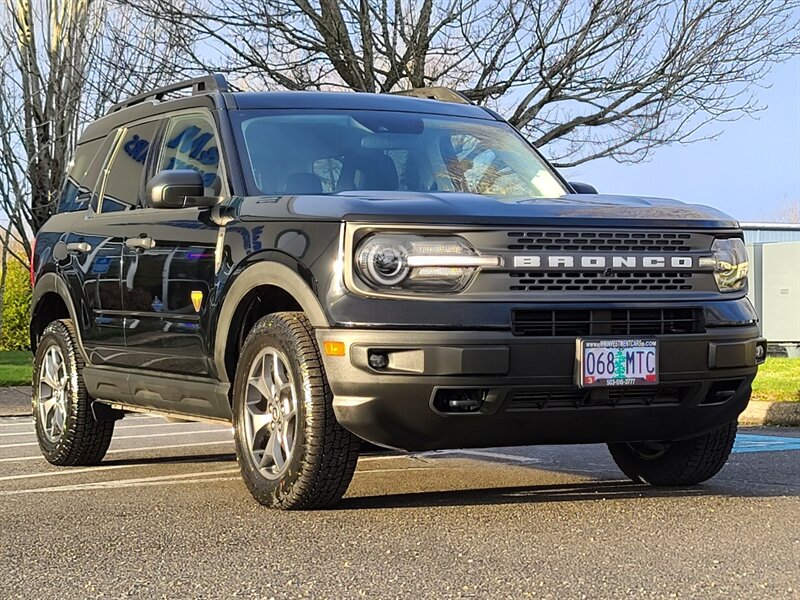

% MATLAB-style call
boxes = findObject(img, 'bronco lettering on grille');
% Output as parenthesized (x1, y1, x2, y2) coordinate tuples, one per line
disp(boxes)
(512, 255, 696, 269)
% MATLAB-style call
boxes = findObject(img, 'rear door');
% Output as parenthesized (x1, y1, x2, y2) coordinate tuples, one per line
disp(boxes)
(63, 123, 159, 365)
(58, 129, 125, 365)
(46, 134, 117, 363)
(120, 110, 224, 376)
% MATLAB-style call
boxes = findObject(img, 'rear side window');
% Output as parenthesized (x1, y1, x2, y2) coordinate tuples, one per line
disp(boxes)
(57, 139, 103, 213)
(95, 120, 160, 213)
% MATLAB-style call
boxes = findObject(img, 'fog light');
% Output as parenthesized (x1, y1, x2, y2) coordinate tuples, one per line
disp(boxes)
(755, 341, 767, 364)
(368, 352, 388, 370)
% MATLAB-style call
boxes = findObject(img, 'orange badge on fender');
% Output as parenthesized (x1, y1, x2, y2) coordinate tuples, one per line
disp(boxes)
(191, 290, 203, 313)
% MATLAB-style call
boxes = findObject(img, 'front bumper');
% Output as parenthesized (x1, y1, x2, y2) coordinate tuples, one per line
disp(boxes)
(316, 326, 765, 451)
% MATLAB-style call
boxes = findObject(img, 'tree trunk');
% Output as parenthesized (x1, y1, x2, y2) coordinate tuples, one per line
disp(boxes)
(0, 230, 11, 348)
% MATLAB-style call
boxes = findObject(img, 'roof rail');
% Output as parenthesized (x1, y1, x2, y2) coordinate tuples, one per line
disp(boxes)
(391, 86, 472, 105)
(106, 74, 229, 114)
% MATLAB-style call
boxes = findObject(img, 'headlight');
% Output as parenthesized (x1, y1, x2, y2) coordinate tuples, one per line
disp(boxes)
(700, 238, 749, 293)
(355, 234, 500, 293)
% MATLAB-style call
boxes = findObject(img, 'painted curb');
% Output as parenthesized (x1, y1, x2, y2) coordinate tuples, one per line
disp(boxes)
(739, 401, 800, 427)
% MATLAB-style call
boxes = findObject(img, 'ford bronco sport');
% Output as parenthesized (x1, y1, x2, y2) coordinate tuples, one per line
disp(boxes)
(30, 75, 765, 509)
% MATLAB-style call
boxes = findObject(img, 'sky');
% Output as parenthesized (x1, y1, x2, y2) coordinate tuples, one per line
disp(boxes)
(3, 40, 797, 229)
(561, 56, 800, 223)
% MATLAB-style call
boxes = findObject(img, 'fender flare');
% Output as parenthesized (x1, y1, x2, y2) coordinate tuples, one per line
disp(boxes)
(213, 262, 329, 382)
(30, 272, 86, 357)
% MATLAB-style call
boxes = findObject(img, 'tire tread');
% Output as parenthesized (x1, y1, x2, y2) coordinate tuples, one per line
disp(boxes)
(608, 421, 737, 486)
(234, 312, 360, 509)
(34, 320, 114, 466)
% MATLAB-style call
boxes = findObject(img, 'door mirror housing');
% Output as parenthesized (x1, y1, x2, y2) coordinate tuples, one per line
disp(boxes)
(569, 181, 598, 194)
(146, 170, 217, 208)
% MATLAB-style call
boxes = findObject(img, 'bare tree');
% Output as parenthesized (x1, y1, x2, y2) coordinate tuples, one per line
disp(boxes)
(774, 198, 800, 223)
(0, 0, 187, 255)
(126, 0, 800, 167)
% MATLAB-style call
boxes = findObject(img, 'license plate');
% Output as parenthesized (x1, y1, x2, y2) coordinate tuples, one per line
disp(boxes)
(576, 339, 658, 388)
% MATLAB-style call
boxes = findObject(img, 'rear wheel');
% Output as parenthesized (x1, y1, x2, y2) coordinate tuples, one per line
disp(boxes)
(33, 320, 114, 465)
(232, 312, 360, 509)
(608, 421, 737, 486)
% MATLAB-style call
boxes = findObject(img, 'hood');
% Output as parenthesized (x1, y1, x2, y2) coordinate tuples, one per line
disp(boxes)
(235, 191, 738, 229)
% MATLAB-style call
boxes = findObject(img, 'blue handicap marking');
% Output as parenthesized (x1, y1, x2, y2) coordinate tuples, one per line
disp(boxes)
(732, 434, 800, 454)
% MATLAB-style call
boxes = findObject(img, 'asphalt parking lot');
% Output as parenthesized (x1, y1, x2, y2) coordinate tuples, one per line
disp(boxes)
(0, 415, 798, 599)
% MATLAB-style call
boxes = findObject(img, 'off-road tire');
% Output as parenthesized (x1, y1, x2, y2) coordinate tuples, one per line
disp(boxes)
(232, 312, 360, 509)
(608, 421, 737, 486)
(33, 320, 115, 465)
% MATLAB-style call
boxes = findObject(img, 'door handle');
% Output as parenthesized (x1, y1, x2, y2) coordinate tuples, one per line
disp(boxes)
(125, 236, 156, 251)
(66, 241, 92, 254)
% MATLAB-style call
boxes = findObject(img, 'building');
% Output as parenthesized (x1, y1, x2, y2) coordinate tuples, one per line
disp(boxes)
(742, 222, 800, 244)
(742, 223, 800, 356)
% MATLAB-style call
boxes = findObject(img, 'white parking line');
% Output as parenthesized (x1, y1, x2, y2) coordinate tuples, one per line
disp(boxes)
(0, 420, 34, 428)
(354, 466, 436, 474)
(0, 467, 450, 496)
(435, 449, 542, 464)
(0, 439, 234, 463)
(0, 430, 34, 438)
(0, 415, 166, 430)
(0, 468, 241, 496)
(0, 429, 35, 437)
(0, 421, 231, 438)
(0, 455, 422, 483)
(0, 458, 234, 482)
(0, 465, 448, 496)
(0, 428, 230, 449)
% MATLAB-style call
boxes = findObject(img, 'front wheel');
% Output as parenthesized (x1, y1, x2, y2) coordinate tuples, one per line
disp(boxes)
(232, 312, 360, 509)
(608, 421, 738, 486)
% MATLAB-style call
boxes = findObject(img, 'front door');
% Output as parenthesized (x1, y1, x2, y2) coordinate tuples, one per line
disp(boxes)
(120, 210, 218, 375)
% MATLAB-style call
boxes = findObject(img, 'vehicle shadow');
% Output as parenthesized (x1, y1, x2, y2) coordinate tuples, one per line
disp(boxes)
(337, 479, 718, 510)
(101, 453, 236, 467)
(338, 449, 800, 510)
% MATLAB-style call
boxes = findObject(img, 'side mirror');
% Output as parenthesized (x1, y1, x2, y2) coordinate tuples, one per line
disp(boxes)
(569, 181, 598, 194)
(146, 170, 217, 208)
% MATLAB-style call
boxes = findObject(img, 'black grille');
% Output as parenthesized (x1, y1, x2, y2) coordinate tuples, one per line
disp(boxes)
(507, 231, 692, 253)
(511, 307, 705, 337)
(509, 271, 695, 292)
(509, 386, 685, 410)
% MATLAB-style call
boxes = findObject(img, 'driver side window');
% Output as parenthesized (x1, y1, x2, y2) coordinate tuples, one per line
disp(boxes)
(158, 113, 222, 196)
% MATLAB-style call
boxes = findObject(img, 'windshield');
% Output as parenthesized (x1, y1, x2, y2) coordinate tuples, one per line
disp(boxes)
(231, 109, 567, 198)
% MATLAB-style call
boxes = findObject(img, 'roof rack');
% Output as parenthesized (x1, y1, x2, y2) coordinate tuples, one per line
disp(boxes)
(107, 74, 229, 114)
(391, 86, 473, 105)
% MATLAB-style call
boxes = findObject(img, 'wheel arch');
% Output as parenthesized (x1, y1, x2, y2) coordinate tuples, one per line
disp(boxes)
(214, 261, 329, 384)
(30, 273, 84, 357)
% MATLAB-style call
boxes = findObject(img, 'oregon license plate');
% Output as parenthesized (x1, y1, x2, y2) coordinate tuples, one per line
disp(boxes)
(576, 339, 658, 388)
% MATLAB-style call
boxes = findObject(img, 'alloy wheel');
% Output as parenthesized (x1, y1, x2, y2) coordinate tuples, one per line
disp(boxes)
(37, 344, 69, 442)
(243, 347, 299, 479)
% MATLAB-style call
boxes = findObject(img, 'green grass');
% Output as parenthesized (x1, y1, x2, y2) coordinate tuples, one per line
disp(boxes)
(752, 357, 800, 403)
(0, 351, 32, 387)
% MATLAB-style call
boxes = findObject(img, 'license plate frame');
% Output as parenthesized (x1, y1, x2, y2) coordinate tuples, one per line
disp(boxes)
(575, 338, 659, 388)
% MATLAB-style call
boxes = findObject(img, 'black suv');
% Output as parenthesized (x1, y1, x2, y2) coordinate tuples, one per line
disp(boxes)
(30, 75, 765, 509)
